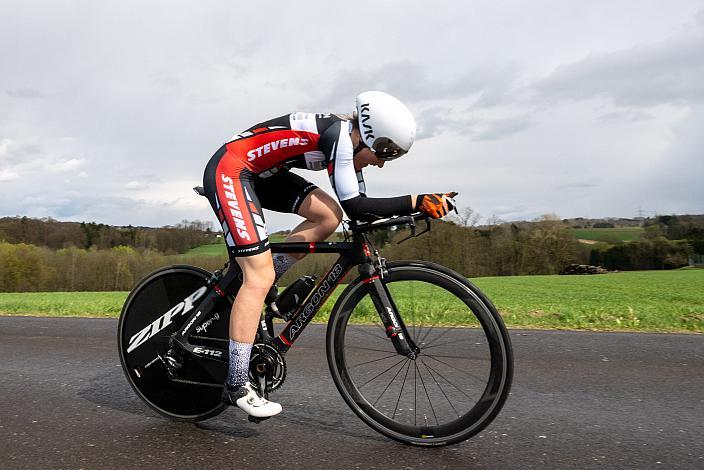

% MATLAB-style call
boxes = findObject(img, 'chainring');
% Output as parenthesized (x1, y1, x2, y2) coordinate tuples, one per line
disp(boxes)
(248, 342, 286, 393)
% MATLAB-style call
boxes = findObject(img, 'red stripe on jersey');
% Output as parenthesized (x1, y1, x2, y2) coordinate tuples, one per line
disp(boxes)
(226, 130, 320, 173)
(252, 127, 268, 134)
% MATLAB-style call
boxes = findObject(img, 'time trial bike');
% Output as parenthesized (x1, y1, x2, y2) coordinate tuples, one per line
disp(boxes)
(118, 193, 513, 447)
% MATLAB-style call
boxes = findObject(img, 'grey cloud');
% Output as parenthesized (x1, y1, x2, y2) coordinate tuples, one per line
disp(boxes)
(3, 1, 703, 228)
(6, 88, 45, 99)
(415, 106, 458, 139)
(488, 205, 537, 222)
(306, 60, 524, 141)
(598, 108, 653, 123)
(0, 140, 44, 167)
(304, 60, 520, 112)
(0, 169, 19, 182)
(417, 111, 532, 141)
(471, 116, 533, 141)
(557, 179, 600, 190)
(301, 61, 432, 111)
(639, 107, 704, 212)
(151, 75, 181, 92)
(2, 153, 83, 176)
(3, 191, 194, 226)
(0, 141, 42, 172)
(534, 29, 704, 107)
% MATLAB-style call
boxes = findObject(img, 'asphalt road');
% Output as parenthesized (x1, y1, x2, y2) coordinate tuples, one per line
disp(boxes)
(1, 317, 702, 469)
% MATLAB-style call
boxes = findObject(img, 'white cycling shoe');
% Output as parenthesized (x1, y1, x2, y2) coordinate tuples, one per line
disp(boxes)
(222, 382, 282, 418)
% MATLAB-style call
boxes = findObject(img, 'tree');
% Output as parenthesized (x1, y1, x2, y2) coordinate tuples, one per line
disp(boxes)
(449, 206, 481, 228)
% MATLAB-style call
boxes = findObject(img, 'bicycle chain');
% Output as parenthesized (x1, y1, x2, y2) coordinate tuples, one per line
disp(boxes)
(169, 377, 223, 388)
(159, 338, 287, 393)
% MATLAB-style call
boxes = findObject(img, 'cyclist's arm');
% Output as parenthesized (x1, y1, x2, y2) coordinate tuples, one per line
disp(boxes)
(340, 194, 415, 220)
(321, 122, 416, 220)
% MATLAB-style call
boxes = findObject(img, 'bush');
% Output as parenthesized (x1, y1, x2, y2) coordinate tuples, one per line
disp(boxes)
(596, 238, 693, 271)
(0, 242, 224, 292)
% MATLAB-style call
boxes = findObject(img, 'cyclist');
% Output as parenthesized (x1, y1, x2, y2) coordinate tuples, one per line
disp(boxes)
(202, 91, 456, 419)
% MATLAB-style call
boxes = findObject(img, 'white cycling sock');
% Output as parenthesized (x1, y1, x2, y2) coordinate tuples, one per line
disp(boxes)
(273, 253, 297, 281)
(226, 339, 252, 388)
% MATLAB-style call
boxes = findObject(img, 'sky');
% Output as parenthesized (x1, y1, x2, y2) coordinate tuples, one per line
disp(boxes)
(1, 0, 703, 230)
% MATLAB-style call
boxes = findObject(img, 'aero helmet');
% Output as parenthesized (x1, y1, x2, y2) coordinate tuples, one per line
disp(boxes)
(355, 91, 416, 161)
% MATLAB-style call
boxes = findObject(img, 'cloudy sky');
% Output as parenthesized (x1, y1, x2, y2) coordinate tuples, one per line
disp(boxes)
(1, 1, 703, 230)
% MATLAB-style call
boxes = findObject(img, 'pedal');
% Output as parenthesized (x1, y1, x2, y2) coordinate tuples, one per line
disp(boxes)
(247, 415, 271, 424)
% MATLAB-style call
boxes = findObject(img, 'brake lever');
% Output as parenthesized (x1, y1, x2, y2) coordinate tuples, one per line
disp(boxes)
(396, 217, 417, 244)
(420, 215, 432, 235)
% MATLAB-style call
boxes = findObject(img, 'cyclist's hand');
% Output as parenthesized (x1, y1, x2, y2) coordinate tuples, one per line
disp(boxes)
(417, 192, 458, 219)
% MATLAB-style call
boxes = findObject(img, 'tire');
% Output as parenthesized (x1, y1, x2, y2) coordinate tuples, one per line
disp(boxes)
(118, 265, 231, 422)
(326, 261, 513, 446)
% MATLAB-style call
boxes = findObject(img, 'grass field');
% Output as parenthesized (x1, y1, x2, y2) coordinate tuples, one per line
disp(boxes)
(184, 233, 289, 257)
(183, 242, 228, 257)
(0, 291, 127, 317)
(473, 269, 703, 332)
(572, 227, 645, 243)
(1, 269, 701, 332)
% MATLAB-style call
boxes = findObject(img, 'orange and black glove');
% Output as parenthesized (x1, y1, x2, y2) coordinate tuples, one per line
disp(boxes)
(416, 192, 458, 219)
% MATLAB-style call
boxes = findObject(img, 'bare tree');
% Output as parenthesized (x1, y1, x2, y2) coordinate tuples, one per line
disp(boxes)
(449, 206, 481, 227)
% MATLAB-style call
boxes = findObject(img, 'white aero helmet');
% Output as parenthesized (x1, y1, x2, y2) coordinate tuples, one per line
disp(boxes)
(355, 91, 416, 161)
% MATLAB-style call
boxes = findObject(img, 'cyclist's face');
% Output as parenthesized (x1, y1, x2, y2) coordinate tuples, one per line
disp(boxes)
(353, 149, 385, 171)
(351, 127, 385, 170)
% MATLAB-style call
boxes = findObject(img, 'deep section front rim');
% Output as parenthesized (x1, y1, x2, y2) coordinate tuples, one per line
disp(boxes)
(327, 262, 513, 446)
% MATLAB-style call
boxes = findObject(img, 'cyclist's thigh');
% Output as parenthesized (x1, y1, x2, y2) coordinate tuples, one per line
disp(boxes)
(295, 187, 343, 223)
(254, 171, 318, 215)
(203, 146, 270, 258)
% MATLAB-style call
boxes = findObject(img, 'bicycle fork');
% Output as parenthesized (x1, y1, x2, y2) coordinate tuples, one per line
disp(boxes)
(359, 262, 419, 359)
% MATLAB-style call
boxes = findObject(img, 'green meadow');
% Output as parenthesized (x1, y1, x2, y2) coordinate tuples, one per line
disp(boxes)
(182, 233, 289, 258)
(572, 227, 645, 243)
(1, 269, 701, 333)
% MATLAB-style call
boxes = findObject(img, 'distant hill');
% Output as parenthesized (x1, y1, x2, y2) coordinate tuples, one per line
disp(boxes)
(0, 216, 216, 254)
(2, 213, 703, 256)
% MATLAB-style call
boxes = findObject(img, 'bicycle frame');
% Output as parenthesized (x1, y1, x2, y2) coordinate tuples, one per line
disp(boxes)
(171, 232, 419, 369)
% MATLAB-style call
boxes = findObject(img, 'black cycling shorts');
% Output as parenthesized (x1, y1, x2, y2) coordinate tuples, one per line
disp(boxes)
(254, 171, 319, 215)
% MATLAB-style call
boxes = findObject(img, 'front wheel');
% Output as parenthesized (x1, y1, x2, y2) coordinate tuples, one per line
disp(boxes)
(326, 261, 513, 446)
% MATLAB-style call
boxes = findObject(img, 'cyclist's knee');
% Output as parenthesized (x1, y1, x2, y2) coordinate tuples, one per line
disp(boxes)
(237, 252, 275, 290)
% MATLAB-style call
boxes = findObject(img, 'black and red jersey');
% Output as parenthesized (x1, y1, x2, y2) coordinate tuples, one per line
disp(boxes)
(203, 112, 414, 258)
(225, 113, 365, 202)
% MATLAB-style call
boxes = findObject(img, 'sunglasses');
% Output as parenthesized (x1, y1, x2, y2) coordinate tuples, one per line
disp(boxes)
(356, 138, 407, 161)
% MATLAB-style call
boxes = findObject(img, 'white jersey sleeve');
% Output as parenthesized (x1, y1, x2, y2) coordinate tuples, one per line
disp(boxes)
(328, 123, 363, 201)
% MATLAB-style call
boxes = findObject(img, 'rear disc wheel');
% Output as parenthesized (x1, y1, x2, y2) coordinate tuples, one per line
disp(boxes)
(118, 265, 230, 421)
